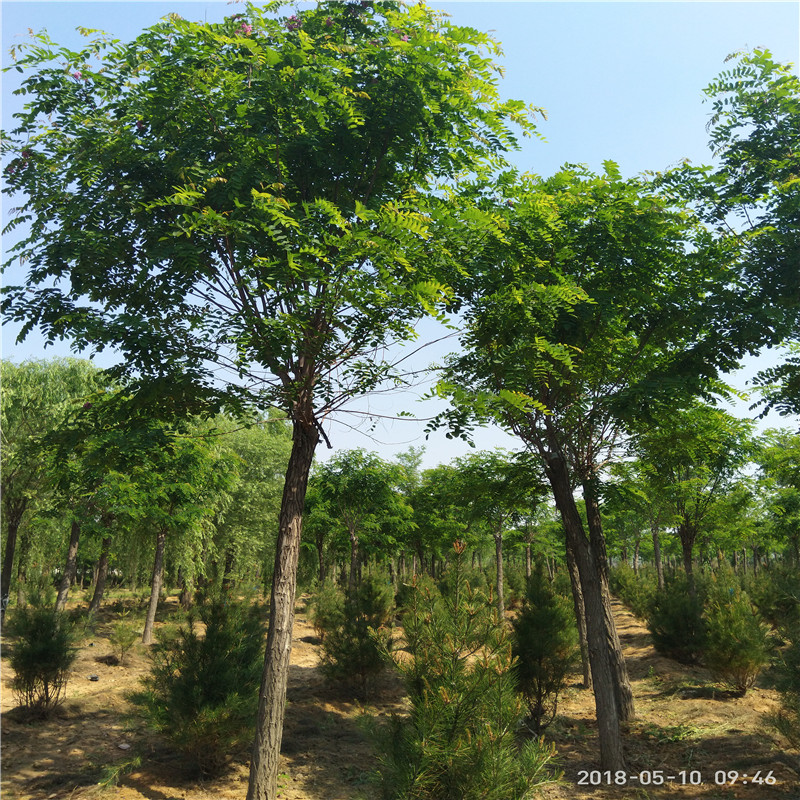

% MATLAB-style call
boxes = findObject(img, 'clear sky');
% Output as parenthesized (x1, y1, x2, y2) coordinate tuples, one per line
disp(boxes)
(2, 1, 799, 466)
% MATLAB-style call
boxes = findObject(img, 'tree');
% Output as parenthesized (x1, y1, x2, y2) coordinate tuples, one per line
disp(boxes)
(676, 50, 800, 417)
(630, 402, 754, 595)
(434, 164, 756, 771)
(209, 414, 293, 592)
(453, 449, 546, 615)
(757, 429, 800, 564)
(311, 449, 411, 593)
(0, 358, 104, 617)
(2, 5, 536, 795)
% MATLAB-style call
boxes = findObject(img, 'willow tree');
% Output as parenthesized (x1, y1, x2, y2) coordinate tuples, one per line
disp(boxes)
(2, 3, 536, 796)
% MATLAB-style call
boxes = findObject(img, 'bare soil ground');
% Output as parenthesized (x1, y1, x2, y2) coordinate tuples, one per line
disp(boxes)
(2, 596, 798, 800)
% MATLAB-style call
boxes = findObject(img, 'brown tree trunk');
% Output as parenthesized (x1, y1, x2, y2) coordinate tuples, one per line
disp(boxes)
(525, 543, 532, 580)
(633, 538, 641, 575)
(565, 538, 592, 690)
(652, 523, 665, 591)
(247, 417, 319, 800)
(584, 483, 635, 724)
(543, 450, 625, 772)
(679, 522, 697, 596)
(1, 520, 20, 617)
(1, 497, 27, 618)
(88, 536, 112, 615)
(55, 520, 81, 613)
(348, 532, 359, 593)
(142, 528, 167, 645)
(494, 530, 504, 617)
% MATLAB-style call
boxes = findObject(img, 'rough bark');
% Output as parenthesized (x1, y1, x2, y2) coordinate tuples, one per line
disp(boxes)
(142, 528, 167, 645)
(247, 416, 319, 800)
(88, 536, 112, 615)
(543, 451, 626, 772)
(583, 483, 636, 723)
(54, 521, 81, 613)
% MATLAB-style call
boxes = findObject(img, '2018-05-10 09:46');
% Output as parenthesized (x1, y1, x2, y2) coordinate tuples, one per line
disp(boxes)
(576, 769, 778, 786)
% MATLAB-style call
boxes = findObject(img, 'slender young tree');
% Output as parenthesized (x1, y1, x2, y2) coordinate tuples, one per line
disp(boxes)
(2, 5, 537, 795)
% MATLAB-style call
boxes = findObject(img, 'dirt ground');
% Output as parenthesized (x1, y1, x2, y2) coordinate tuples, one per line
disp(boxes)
(2, 596, 798, 800)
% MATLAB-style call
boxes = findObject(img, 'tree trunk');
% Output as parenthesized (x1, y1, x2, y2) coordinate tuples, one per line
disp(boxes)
(1, 497, 27, 618)
(142, 528, 167, 645)
(678, 522, 697, 596)
(525, 543, 532, 580)
(2, 520, 20, 615)
(752, 545, 758, 576)
(247, 417, 319, 800)
(348, 534, 359, 591)
(55, 521, 81, 613)
(651, 524, 665, 591)
(494, 530, 504, 617)
(88, 536, 112, 615)
(565, 538, 592, 690)
(633, 538, 641, 575)
(316, 539, 326, 584)
(543, 450, 625, 772)
(583, 482, 635, 724)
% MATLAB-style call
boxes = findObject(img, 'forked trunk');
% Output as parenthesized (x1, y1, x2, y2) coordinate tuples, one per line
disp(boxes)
(247, 417, 319, 800)
(142, 528, 167, 645)
(55, 521, 81, 613)
(543, 449, 626, 772)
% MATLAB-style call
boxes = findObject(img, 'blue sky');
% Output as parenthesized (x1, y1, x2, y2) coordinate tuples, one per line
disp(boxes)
(2, 1, 798, 466)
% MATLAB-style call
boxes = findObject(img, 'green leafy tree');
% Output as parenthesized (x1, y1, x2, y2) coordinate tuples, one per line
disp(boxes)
(0, 359, 104, 616)
(2, 5, 540, 791)
(453, 449, 547, 615)
(209, 414, 293, 592)
(436, 165, 735, 768)
(704, 51, 800, 418)
(631, 402, 754, 595)
(311, 449, 411, 592)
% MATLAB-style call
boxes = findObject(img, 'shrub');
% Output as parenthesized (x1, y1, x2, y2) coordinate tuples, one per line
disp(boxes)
(6, 608, 78, 717)
(130, 595, 265, 776)
(744, 565, 800, 631)
(769, 623, 800, 752)
(309, 579, 344, 643)
(610, 564, 656, 620)
(109, 617, 140, 666)
(512, 568, 580, 733)
(378, 545, 555, 800)
(319, 575, 394, 698)
(647, 576, 707, 664)
(703, 586, 773, 694)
